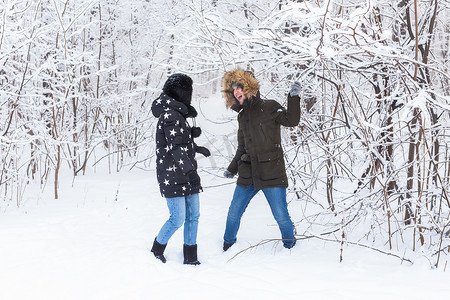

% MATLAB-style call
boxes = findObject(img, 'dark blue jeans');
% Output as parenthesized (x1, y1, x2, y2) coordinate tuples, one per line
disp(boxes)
(223, 184, 296, 249)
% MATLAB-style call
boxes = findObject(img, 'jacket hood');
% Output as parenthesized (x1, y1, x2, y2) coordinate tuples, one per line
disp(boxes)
(222, 69, 259, 109)
(151, 93, 189, 118)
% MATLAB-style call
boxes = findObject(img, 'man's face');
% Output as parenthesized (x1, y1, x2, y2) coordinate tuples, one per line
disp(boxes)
(233, 86, 247, 105)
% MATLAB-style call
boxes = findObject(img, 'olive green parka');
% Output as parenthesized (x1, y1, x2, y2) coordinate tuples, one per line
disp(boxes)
(222, 69, 300, 189)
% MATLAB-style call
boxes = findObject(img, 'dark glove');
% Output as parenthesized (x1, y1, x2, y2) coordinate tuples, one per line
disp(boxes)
(187, 171, 201, 190)
(289, 81, 301, 97)
(191, 126, 202, 138)
(195, 145, 211, 157)
(223, 170, 236, 178)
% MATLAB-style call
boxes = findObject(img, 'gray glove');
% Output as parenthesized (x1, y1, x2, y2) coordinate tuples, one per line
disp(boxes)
(223, 170, 236, 178)
(289, 81, 301, 97)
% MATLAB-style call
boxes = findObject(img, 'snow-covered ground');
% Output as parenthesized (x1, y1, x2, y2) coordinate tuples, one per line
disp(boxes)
(0, 167, 449, 300)
(1, 94, 449, 300)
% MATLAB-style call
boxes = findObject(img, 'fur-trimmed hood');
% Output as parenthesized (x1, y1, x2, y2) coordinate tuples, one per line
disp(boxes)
(222, 69, 259, 109)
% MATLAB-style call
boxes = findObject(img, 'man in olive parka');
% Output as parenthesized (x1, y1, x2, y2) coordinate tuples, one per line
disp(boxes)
(222, 69, 301, 251)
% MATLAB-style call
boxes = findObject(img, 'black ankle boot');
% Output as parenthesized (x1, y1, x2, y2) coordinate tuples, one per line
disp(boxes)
(183, 244, 200, 265)
(151, 238, 167, 263)
(223, 242, 233, 252)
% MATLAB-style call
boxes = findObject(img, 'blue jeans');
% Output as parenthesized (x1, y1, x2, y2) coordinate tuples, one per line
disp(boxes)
(224, 185, 296, 249)
(156, 193, 200, 246)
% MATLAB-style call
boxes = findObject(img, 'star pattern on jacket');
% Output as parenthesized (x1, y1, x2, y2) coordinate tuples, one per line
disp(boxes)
(166, 165, 178, 172)
(151, 93, 201, 198)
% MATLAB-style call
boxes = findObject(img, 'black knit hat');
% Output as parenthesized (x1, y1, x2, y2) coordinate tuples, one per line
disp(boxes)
(162, 73, 193, 106)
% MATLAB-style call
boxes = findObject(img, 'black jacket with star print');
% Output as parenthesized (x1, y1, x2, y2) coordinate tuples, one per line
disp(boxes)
(151, 93, 201, 198)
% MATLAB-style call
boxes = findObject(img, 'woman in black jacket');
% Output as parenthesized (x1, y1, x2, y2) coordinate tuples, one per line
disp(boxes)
(150, 73, 209, 265)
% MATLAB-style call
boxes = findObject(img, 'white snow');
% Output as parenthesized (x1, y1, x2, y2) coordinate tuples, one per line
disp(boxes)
(1, 167, 449, 300)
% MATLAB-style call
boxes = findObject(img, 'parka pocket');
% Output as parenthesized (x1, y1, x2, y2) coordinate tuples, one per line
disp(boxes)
(257, 151, 285, 180)
(238, 161, 252, 179)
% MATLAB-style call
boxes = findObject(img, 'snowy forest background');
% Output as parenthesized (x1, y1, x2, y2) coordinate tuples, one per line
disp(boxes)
(1, 0, 450, 268)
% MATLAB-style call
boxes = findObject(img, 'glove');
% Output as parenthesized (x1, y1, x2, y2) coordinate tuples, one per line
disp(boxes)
(187, 171, 201, 190)
(223, 170, 236, 178)
(191, 127, 202, 138)
(195, 145, 211, 157)
(289, 81, 301, 97)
